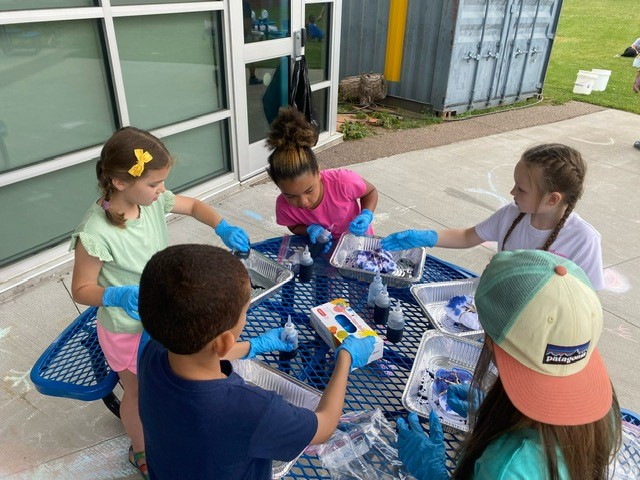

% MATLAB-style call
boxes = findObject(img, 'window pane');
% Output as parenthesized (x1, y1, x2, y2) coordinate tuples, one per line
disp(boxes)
(246, 56, 289, 144)
(0, 120, 230, 266)
(0, 0, 93, 11)
(114, 12, 226, 130)
(0, 160, 98, 267)
(304, 3, 330, 83)
(162, 121, 231, 191)
(0, 21, 115, 173)
(311, 88, 328, 133)
(244, 0, 290, 44)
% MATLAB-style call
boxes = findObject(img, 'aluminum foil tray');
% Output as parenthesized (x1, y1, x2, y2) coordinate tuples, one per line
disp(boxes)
(410, 278, 483, 337)
(402, 330, 496, 432)
(244, 249, 294, 309)
(611, 413, 640, 479)
(329, 233, 427, 288)
(231, 359, 321, 479)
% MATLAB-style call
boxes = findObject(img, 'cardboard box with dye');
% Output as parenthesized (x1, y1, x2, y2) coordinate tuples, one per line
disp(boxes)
(310, 299, 384, 366)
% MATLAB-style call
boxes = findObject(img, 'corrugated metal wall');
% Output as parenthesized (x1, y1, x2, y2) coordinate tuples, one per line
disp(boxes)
(340, 0, 562, 115)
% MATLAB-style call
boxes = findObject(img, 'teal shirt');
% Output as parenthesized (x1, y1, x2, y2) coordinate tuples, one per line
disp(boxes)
(70, 190, 176, 334)
(473, 429, 569, 480)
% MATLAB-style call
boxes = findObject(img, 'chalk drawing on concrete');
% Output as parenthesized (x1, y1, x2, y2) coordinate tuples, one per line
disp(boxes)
(374, 205, 417, 224)
(603, 324, 639, 343)
(465, 164, 511, 207)
(3, 370, 30, 393)
(568, 136, 615, 146)
(243, 210, 264, 221)
(0, 326, 11, 355)
(604, 267, 631, 294)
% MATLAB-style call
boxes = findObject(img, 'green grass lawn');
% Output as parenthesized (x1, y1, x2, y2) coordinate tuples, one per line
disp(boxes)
(543, 0, 640, 114)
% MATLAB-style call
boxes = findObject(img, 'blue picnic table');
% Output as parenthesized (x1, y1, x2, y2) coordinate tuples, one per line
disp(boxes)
(29, 236, 640, 478)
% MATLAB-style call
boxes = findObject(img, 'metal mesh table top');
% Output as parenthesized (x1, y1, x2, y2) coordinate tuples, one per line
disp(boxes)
(246, 236, 475, 478)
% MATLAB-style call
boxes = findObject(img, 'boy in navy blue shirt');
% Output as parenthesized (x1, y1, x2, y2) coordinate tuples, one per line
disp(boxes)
(138, 244, 375, 479)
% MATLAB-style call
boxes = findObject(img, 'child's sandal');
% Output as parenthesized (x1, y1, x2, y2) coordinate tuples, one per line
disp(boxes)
(128, 445, 149, 480)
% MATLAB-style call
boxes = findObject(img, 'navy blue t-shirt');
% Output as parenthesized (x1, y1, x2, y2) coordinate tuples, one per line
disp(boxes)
(138, 340, 318, 480)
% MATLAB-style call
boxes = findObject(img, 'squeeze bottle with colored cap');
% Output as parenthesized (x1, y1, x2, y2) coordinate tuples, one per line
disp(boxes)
(298, 246, 314, 282)
(279, 315, 298, 361)
(373, 286, 390, 325)
(309, 228, 332, 257)
(367, 271, 384, 307)
(386, 302, 404, 343)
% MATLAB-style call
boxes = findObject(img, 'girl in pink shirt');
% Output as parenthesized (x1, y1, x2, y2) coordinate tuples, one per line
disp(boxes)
(266, 107, 378, 253)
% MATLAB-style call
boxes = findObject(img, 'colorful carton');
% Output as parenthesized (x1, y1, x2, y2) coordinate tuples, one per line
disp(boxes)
(309, 298, 384, 366)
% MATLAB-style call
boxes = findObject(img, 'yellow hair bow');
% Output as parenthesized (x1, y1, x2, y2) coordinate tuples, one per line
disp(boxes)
(128, 149, 153, 177)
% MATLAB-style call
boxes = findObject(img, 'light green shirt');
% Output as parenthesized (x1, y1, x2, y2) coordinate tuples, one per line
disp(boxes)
(70, 190, 175, 333)
(473, 428, 569, 480)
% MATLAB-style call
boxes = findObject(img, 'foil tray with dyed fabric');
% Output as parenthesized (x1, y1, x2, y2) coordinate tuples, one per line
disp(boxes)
(411, 278, 483, 338)
(401, 330, 496, 432)
(329, 233, 426, 288)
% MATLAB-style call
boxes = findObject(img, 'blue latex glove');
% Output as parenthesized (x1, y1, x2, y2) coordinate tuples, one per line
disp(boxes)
(349, 209, 374, 236)
(381, 229, 439, 251)
(244, 328, 294, 359)
(397, 411, 449, 480)
(334, 335, 376, 371)
(447, 383, 484, 418)
(102, 285, 140, 320)
(215, 219, 250, 252)
(307, 224, 332, 253)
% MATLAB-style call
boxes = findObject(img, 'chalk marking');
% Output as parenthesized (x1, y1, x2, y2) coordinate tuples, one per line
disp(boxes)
(568, 136, 614, 146)
(465, 164, 511, 207)
(0, 326, 11, 340)
(603, 325, 639, 343)
(3, 370, 30, 392)
(467, 188, 509, 206)
(603, 268, 630, 294)
(243, 210, 263, 221)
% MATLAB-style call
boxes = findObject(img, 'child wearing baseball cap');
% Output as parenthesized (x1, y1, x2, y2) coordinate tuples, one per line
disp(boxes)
(397, 250, 621, 480)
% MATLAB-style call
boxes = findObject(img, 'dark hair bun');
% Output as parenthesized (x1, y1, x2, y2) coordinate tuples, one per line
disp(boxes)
(266, 106, 318, 150)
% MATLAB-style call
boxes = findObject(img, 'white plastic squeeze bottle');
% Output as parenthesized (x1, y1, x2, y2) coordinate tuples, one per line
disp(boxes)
(299, 245, 314, 282)
(310, 228, 331, 257)
(367, 270, 384, 307)
(386, 302, 404, 343)
(373, 286, 390, 325)
(279, 315, 299, 361)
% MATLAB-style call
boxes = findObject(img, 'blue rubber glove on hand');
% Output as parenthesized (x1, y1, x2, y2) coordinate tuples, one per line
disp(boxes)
(215, 219, 250, 252)
(307, 224, 332, 253)
(447, 383, 484, 418)
(102, 285, 140, 320)
(334, 335, 376, 371)
(397, 411, 449, 480)
(244, 328, 294, 359)
(381, 230, 439, 251)
(349, 209, 374, 236)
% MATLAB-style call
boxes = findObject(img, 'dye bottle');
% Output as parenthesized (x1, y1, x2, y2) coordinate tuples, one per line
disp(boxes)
(373, 286, 390, 325)
(279, 315, 299, 361)
(367, 271, 384, 307)
(386, 303, 404, 343)
(298, 246, 314, 282)
(309, 228, 331, 257)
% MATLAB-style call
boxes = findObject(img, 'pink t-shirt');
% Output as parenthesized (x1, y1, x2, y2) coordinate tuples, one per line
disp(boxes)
(276, 168, 374, 236)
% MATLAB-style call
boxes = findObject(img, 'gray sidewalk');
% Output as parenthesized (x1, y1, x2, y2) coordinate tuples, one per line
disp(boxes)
(1, 108, 639, 479)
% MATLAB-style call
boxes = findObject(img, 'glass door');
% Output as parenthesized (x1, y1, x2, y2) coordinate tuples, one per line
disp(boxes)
(231, 0, 301, 180)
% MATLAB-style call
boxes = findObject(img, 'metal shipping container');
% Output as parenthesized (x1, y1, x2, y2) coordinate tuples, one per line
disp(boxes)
(340, 0, 563, 116)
